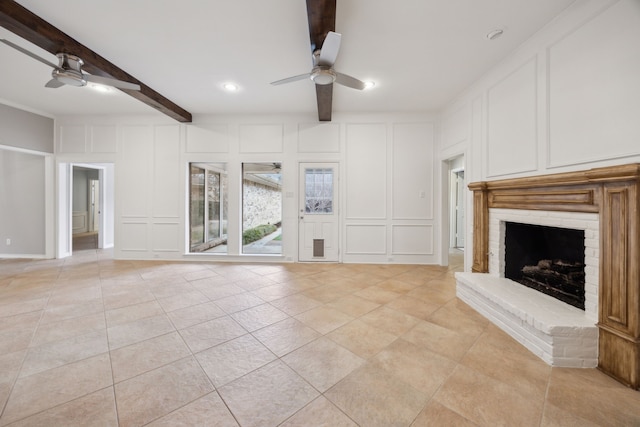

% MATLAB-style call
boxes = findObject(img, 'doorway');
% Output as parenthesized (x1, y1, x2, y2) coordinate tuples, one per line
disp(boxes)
(58, 163, 114, 257)
(298, 162, 339, 262)
(452, 169, 465, 249)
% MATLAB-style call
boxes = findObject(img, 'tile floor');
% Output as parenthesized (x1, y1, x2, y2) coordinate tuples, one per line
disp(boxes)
(1, 244, 639, 426)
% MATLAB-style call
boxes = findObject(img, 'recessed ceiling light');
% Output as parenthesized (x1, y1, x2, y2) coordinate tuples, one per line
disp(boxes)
(363, 81, 376, 90)
(223, 83, 239, 92)
(486, 29, 504, 40)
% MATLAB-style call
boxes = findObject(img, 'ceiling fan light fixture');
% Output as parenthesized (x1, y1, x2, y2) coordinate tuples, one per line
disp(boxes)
(310, 67, 336, 85)
(363, 81, 376, 90)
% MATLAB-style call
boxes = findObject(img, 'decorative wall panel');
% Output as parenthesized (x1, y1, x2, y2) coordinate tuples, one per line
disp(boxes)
(90, 125, 117, 153)
(153, 125, 181, 218)
(486, 58, 537, 177)
(391, 225, 433, 255)
(186, 124, 229, 153)
(239, 124, 283, 153)
(59, 125, 87, 153)
(392, 123, 433, 219)
(345, 224, 386, 254)
(298, 123, 340, 153)
(345, 123, 386, 219)
(548, 0, 640, 167)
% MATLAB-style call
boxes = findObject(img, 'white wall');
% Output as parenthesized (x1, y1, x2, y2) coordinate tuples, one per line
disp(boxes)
(55, 112, 439, 264)
(438, 0, 640, 270)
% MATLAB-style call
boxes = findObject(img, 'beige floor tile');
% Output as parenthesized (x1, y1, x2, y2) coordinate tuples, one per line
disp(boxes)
(115, 356, 214, 427)
(461, 334, 551, 398)
(197, 334, 277, 386)
(402, 320, 477, 361)
(407, 285, 456, 306)
(541, 402, 602, 427)
(376, 278, 419, 293)
(192, 281, 245, 300)
(102, 286, 156, 310)
(270, 293, 322, 316)
(354, 286, 402, 304)
(0, 350, 26, 413)
(326, 294, 381, 317)
(104, 300, 164, 327)
(41, 299, 105, 323)
(0, 297, 48, 318)
(157, 290, 210, 312)
(302, 284, 351, 303)
(148, 281, 197, 299)
(281, 396, 358, 427)
(179, 314, 247, 352)
(433, 365, 543, 427)
(251, 283, 299, 302)
(295, 306, 354, 334)
(111, 331, 191, 383)
(384, 295, 443, 320)
(20, 330, 108, 378)
(1, 353, 113, 425)
(410, 401, 477, 427)
(283, 336, 364, 392)
(373, 338, 457, 396)
(327, 319, 398, 359)
(147, 391, 239, 426)
(31, 312, 106, 347)
(230, 303, 289, 332)
(6, 387, 118, 427)
(325, 361, 428, 427)
(215, 292, 266, 314)
(218, 360, 318, 427)
(0, 326, 37, 356)
(360, 306, 421, 335)
(252, 317, 320, 357)
(107, 313, 175, 350)
(427, 299, 489, 338)
(545, 367, 640, 425)
(166, 301, 226, 329)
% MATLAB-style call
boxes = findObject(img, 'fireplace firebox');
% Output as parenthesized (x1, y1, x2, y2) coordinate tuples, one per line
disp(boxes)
(504, 222, 585, 310)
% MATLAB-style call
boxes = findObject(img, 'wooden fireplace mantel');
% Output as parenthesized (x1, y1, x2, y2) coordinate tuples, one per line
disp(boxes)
(468, 163, 640, 389)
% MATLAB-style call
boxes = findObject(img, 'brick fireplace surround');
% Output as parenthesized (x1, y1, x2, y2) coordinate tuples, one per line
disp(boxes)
(462, 164, 640, 389)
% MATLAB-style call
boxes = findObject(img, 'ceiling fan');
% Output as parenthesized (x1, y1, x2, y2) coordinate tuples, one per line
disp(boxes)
(271, 0, 365, 121)
(0, 38, 140, 90)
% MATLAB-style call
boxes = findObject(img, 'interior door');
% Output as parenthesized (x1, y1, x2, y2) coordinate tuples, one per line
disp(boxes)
(299, 163, 339, 262)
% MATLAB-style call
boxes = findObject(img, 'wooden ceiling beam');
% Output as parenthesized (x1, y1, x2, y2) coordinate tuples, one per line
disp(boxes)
(0, 1, 192, 122)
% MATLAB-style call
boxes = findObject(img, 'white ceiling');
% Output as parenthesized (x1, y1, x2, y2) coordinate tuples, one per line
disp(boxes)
(0, 0, 576, 120)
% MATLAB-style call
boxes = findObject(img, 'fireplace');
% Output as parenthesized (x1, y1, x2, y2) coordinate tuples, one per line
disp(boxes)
(504, 222, 585, 310)
(459, 164, 640, 390)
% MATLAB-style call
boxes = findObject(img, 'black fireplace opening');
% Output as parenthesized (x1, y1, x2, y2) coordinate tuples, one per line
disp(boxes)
(504, 222, 586, 310)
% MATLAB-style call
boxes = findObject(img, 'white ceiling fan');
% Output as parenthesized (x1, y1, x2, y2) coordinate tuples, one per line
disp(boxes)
(0, 38, 140, 90)
(271, 31, 365, 90)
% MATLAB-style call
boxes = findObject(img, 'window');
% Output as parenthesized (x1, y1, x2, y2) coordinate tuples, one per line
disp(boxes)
(305, 168, 333, 214)
(242, 162, 282, 255)
(189, 163, 227, 253)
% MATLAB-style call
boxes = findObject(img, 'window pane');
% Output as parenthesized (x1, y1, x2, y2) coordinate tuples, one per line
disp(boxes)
(189, 163, 227, 254)
(242, 162, 282, 255)
(305, 168, 333, 214)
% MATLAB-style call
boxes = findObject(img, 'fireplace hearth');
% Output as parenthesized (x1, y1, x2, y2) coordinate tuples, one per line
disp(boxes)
(505, 222, 585, 310)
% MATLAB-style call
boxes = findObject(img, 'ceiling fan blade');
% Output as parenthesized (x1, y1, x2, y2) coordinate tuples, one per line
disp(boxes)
(44, 79, 64, 88)
(335, 72, 366, 90)
(306, 0, 336, 52)
(0, 39, 60, 70)
(315, 83, 333, 121)
(270, 73, 311, 86)
(317, 32, 341, 66)
(85, 74, 140, 91)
